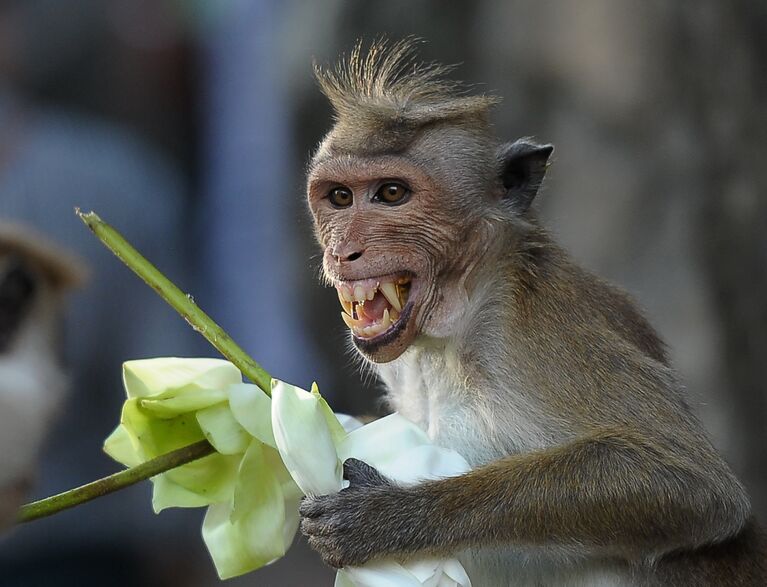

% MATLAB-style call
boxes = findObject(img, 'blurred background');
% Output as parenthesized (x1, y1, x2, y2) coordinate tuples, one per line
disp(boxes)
(0, 1, 764, 585)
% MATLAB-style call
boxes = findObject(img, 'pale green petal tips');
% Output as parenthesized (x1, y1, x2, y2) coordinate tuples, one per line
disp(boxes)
(196, 403, 251, 455)
(138, 388, 228, 418)
(151, 475, 213, 512)
(120, 401, 206, 459)
(164, 453, 240, 504)
(227, 383, 276, 447)
(103, 424, 142, 467)
(311, 381, 347, 445)
(122, 357, 242, 399)
(202, 444, 291, 579)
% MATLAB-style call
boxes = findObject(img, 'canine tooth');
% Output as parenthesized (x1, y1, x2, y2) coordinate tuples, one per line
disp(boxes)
(390, 308, 400, 322)
(341, 312, 355, 329)
(396, 283, 410, 307)
(379, 282, 402, 311)
(382, 308, 391, 329)
(353, 285, 366, 302)
(337, 290, 353, 314)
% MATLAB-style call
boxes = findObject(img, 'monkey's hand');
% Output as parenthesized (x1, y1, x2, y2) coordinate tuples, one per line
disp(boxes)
(299, 458, 428, 568)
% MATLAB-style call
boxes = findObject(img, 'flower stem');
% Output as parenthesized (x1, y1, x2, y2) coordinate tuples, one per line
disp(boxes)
(18, 440, 215, 523)
(17, 210, 275, 524)
(75, 209, 272, 394)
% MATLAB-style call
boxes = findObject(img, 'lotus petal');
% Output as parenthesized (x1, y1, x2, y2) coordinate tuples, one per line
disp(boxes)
(228, 383, 276, 447)
(343, 561, 424, 587)
(151, 474, 213, 511)
(138, 388, 228, 418)
(103, 424, 142, 467)
(202, 440, 297, 579)
(336, 413, 430, 468)
(123, 357, 242, 400)
(271, 379, 342, 496)
(311, 382, 347, 445)
(376, 444, 471, 486)
(197, 402, 251, 455)
(163, 453, 240, 505)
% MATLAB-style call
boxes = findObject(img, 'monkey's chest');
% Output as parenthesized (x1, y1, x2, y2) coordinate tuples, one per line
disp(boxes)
(378, 350, 555, 466)
(379, 353, 636, 586)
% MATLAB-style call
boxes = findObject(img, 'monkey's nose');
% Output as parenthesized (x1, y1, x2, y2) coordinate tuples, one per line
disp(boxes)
(332, 243, 365, 264)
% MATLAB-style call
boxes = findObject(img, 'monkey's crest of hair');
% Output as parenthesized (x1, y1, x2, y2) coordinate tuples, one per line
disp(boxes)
(314, 38, 500, 129)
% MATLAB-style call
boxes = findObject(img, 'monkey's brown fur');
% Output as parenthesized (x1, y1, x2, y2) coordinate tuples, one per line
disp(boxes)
(302, 39, 765, 586)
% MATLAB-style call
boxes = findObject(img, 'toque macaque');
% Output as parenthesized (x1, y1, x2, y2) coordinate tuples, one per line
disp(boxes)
(301, 40, 765, 586)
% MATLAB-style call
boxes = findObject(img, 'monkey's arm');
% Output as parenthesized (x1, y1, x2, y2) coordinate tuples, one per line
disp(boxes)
(300, 428, 750, 568)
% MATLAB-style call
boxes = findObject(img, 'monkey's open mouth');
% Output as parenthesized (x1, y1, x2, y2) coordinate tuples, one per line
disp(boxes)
(335, 275, 412, 340)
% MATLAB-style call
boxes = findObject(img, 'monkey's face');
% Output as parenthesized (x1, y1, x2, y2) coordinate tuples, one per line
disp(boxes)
(307, 154, 482, 363)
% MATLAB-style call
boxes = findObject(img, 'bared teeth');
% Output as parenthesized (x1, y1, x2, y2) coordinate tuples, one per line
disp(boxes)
(337, 290, 353, 315)
(379, 281, 402, 311)
(341, 312, 366, 330)
(335, 277, 410, 339)
(396, 283, 410, 307)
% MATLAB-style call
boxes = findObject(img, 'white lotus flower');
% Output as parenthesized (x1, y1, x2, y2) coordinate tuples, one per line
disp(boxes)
(105, 359, 471, 585)
(104, 358, 301, 580)
(271, 381, 472, 587)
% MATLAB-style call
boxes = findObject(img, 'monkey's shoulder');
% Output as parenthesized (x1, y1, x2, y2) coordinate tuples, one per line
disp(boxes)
(513, 250, 668, 365)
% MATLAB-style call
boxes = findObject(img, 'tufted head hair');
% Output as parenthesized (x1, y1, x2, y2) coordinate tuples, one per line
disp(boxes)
(313, 38, 500, 155)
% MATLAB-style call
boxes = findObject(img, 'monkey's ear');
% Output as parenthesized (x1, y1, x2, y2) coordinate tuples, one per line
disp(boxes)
(498, 139, 554, 212)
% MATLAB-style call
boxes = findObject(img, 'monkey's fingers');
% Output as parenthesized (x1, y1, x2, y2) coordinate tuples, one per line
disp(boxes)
(342, 458, 389, 488)
(307, 533, 373, 569)
(307, 534, 345, 568)
(300, 514, 339, 537)
(299, 495, 328, 518)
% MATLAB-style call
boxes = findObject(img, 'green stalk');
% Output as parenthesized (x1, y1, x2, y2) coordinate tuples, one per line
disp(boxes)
(18, 210, 274, 524)
(76, 209, 271, 394)
(18, 441, 215, 523)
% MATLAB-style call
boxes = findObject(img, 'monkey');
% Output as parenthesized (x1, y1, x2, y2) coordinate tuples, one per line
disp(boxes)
(0, 223, 84, 531)
(298, 40, 766, 586)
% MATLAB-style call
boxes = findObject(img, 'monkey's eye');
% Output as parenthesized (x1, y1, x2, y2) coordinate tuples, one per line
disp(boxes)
(373, 182, 410, 205)
(328, 187, 353, 208)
